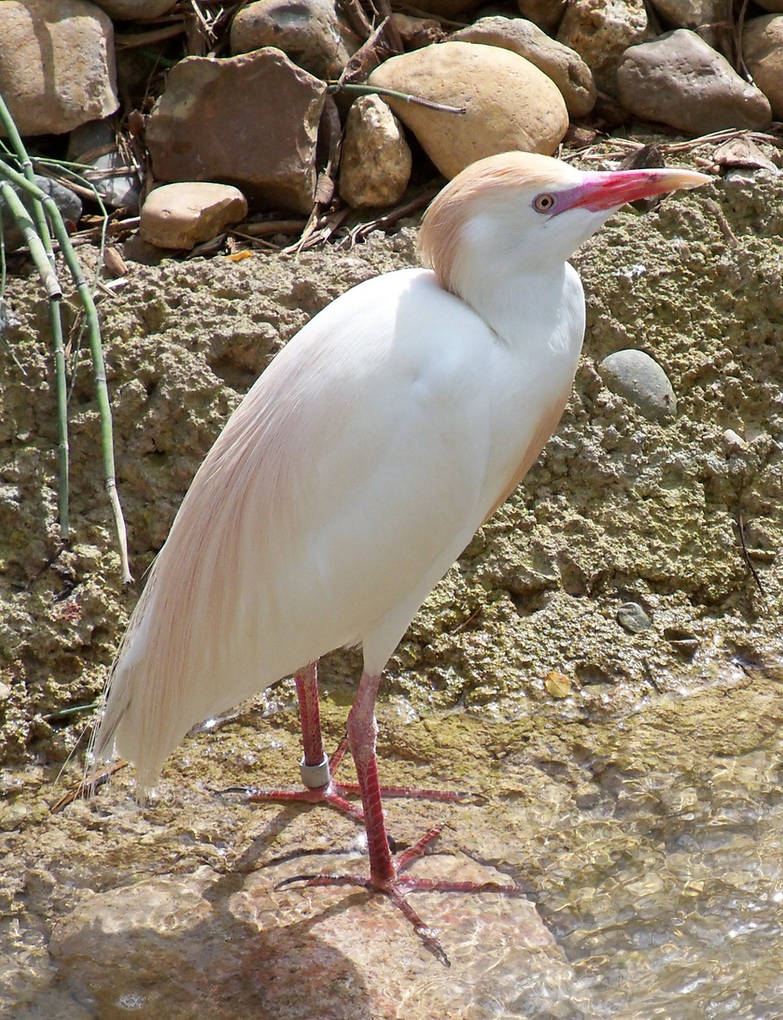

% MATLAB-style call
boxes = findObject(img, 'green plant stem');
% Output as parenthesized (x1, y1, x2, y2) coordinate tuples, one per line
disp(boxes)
(0, 155, 132, 582)
(0, 92, 71, 539)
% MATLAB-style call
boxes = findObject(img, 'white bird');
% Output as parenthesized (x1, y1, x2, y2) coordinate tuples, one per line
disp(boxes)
(92, 151, 708, 963)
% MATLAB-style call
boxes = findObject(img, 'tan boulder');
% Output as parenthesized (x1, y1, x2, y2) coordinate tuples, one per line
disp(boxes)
(452, 16, 596, 118)
(558, 0, 651, 95)
(0, 0, 118, 136)
(140, 183, 248, 250)
(368, 42, 568, 180)
(338, 95, 412, 208)
(743, 15, 783, 120)
(145, 49, 326, 214)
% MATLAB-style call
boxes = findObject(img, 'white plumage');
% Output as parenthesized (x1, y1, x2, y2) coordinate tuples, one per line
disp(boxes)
(91, 151, 707, 959)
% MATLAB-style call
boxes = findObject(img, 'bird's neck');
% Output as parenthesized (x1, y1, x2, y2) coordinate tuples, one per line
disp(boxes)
(450, 260, 582, 355)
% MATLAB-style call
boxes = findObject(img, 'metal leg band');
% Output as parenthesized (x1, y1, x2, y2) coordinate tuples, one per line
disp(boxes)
(299, 754, 330, 789)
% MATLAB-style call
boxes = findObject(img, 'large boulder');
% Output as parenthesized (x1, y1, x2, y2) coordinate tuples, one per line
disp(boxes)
(91, 0, 176, 17)
(145, 49, 326, 214)
(0, 0, 118, 136)
(616, 29, 772, 133)
(368, 41, 568, 179)
(452, 16, 596, 118)
(742, 15, 783, 121)
(230, 0, 358, 80)
(515, 0, 566, 33)
(557, 0, 650, 95)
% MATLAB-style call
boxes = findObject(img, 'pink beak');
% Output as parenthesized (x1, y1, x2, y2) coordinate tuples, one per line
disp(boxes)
(567, 167, 711, 212)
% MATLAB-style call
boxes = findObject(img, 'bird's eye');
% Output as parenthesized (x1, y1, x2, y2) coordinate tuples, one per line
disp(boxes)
(534, 193, 556, 213)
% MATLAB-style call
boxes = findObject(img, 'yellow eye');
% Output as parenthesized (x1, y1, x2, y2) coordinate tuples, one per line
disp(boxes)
(534, 193, 556, 213)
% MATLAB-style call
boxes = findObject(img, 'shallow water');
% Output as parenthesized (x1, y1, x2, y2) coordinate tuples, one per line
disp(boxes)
(3, 661, 783, 1019)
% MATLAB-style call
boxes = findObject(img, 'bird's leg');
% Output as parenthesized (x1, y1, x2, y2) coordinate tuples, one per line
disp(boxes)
(346, 670, 395, 884)
(277, 671, 519, 967)
(244, 662, 364, 820)
(242, 662, 466, 821)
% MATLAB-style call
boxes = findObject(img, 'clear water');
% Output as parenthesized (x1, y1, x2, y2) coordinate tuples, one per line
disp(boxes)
(3, 666, 783, 1019)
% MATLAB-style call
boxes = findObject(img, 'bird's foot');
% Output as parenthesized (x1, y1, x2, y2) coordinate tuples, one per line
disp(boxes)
(232, 735, 470, 823)
(276, 823, 519, 967)
(244, 781, 365, 821)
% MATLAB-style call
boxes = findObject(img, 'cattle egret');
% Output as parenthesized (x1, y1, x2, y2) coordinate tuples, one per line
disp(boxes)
(92, 152, 708, 963)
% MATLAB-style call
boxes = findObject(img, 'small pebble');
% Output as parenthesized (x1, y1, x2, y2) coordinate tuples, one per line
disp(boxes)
(723, 428, 747, 454)
(617, 601, 652, 633)
(598, 349, 677, 422)
(664, 627, 700, 656)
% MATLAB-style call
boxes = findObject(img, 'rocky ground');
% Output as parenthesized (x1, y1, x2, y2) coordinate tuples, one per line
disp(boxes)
(0, 143, 781, 1015)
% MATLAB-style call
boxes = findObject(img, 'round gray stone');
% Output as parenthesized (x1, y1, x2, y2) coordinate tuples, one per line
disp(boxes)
(598, 348, 677, 421)
(617, 601, 652, 633)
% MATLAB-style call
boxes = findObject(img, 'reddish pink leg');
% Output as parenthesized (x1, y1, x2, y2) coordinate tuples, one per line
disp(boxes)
(244, 661, 466, 822)
(279, 671, 520, 967)
(245, 662, 363, 820)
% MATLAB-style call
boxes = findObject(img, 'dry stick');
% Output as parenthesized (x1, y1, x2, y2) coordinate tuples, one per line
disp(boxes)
(0, 157, 132, 582)
(735, 0, 752, 82)
(0, 97, 71, 538)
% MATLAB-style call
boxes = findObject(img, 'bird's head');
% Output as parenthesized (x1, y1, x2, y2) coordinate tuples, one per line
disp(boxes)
(418, 151, 710, 296)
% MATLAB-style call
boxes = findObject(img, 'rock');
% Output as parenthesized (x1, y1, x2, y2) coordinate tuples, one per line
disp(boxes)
(391, 13, 444, 49)
(644, 0, 725, 44)
(742, 15, 783, 121)
(516, 0, 566, 33)
(139, 183, 248, 250)
(617, 602, 652, 633)
(648, 0, 722, 27)
(723, 428, 748, 455)
(91, 0, 176, 17)
(616, 29, 772, 133)
(145, 49, 326, 214)
(230, 0, 358, 80)
(0, 0, 118, 136)
(0, 175, 82, 251)
(368, 41, 568, 180)
(754, 0, 783, 11)
(557, 0, 650, 95)
(664, 627, 699, 656)
(452, 16, 596, 118)
(67, 119, 141, 212)
(713, 136, 779, 175)
(338, 96, 412, 209)
(598, 349, 677, 422)
(407, 0, 479, 13)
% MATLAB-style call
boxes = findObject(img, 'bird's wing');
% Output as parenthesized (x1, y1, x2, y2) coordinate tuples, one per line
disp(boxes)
(93, 269, 511, 786)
